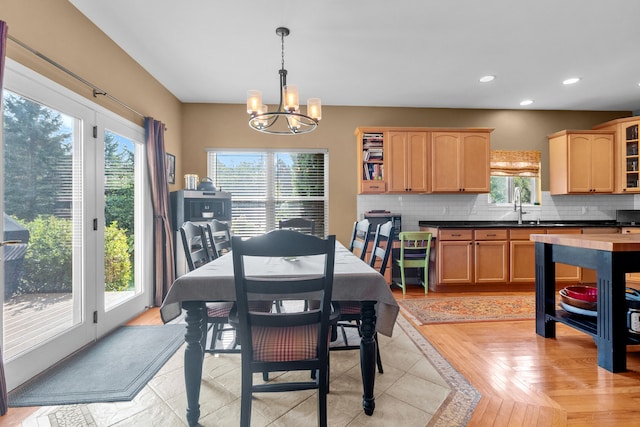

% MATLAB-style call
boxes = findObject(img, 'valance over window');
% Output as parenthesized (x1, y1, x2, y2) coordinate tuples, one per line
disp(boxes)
(490, 150, 541, 177)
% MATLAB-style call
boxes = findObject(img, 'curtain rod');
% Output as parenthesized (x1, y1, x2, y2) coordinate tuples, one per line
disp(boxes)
(8, 34, 146, 120)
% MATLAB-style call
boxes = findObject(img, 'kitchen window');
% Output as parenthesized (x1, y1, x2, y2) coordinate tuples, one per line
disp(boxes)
(489, 150, 541, 205)
(207, 149, 328, 237)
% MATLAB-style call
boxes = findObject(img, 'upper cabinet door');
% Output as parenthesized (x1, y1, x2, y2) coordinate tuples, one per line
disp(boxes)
(590, 133, 614, 192)
(387, 131, 429, 193)
(387, 131, 409, 192)
(407, 132, 429, 193)
(461, 133, 490, 193)
(567, 134, 593, 193)
(431, 132, 461, 192)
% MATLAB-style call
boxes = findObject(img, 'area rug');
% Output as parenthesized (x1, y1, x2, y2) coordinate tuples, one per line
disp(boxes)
(8, 324, 185, 407)
(396, 314, 481, 426)
(398, 294, 535, 325)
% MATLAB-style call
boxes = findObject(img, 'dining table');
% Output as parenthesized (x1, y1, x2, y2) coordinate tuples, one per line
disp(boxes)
(160, 241, 399, 426)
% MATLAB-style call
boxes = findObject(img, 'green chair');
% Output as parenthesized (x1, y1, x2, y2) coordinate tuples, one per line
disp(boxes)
(395, 231, 432, 294)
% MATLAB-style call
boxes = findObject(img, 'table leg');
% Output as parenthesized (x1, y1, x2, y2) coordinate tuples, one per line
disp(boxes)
(183, 301, 204, 426)
(360, 301, 377, 416)
(535, 242, 556, 338)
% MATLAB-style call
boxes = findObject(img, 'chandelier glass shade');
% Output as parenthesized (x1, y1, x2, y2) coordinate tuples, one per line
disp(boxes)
(247, 27, 321, 135)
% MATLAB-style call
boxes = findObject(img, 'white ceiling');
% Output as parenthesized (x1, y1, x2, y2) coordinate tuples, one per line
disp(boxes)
(69, 0, 640, 112)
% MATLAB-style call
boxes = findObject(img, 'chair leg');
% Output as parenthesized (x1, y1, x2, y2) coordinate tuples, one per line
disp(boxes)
(375, 333, 384, 374)
(424, 265, 429, 294)
(340, 323, 349, 345)
(400, 264, 407, 295)
(318, 363, 328, 427)
(241, 368, 252, 427)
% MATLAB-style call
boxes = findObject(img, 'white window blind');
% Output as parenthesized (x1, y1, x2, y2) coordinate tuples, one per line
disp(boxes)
(207, 150, 328, 237)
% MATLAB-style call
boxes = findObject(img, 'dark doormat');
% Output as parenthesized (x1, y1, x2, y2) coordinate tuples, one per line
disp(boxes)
(8, 324, 185, 406)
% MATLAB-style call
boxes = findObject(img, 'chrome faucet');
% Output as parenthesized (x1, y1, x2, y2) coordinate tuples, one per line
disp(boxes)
(514, 186, 526, 225)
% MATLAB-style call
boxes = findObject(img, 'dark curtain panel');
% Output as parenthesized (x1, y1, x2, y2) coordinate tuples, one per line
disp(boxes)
(0, 19, 8, 417)
(144, 118, 175, 307)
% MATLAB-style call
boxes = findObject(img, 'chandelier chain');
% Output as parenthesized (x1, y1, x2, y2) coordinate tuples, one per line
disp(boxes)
(281, 31, 285, 71)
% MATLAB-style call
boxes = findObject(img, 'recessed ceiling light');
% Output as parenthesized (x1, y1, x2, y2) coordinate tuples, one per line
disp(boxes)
(563, 77, 581, 85)
(520, 99, 534, 106)
(479, 75, 495, 83)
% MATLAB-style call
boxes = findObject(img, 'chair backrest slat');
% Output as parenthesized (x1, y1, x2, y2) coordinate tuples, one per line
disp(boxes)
(205, 219, 232, 259)
(349, 219, 371, 260)
(368, 221, 395, 275)
(179, 221, 211, 272)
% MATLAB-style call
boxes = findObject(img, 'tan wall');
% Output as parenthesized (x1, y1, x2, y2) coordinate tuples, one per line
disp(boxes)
(2, 0, 632, 244)
(2, 0, 183, 183)
(182, 104, 629, 243)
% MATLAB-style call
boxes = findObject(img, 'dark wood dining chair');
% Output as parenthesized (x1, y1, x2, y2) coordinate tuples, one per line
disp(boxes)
(332, 220, 394, 374)
(179, 221, 212, 271)
(179, 221, 236, 354)
(230, 230, 336, 427)
(278, 217, 316, 236)
(204, 219, 232, 259)
(348, 219, 371, 260)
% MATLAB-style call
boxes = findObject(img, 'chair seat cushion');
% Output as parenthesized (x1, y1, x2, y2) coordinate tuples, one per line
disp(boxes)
(207, 301, 272, 319)
(206, 302, 235, 318)
(336, 301, 361, 315)
(252, 323, 319, 362)
(249, 300, 275, 313)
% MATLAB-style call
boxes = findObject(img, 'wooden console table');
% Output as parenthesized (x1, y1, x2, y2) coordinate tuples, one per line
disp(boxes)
(531, 233, 640, 372)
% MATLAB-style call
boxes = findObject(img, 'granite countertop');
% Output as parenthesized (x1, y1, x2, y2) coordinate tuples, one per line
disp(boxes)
(418, 220, 623, 229)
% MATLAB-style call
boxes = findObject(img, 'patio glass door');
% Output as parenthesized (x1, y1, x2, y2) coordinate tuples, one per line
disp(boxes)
(95, 119, 150, 337)
(1, 60, 151, 390)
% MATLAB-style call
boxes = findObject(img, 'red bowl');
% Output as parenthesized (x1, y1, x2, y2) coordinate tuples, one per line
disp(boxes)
(559, 289, 597, 310)
(564, 286, 597, 302)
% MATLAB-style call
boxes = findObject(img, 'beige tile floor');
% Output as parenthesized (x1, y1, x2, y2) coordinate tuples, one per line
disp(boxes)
(20, 319, 451, 426)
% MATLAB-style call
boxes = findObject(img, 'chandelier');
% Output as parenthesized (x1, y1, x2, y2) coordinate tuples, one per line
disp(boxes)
(247, 27, 321, 135)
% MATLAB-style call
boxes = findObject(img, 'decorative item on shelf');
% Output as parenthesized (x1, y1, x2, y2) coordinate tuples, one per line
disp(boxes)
(197, 177, 216, 191)
(246, 27, 321, 135)
(559, 286, 598, 317)
(559, 288, 596, 311)
(184, 174, 198, 190)
(564, 285, 597, 303)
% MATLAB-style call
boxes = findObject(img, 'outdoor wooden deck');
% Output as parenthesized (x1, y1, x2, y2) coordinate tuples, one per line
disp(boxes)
(3, 291, 133, 360)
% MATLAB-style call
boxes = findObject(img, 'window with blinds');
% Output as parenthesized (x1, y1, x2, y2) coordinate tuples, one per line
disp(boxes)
(489, 150, 541, 204)
(207, 150, 328, 237)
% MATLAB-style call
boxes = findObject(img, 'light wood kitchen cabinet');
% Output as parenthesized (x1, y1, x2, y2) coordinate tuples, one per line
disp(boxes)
(387, 131, 429, 193)
(594, 117, 640, 193)
(548, 130, 614, 194)
(431, 131, 491, 193)
(474, 229, 508, 284)
(437, 229, 473, 284)
(509, 228, 544, 283)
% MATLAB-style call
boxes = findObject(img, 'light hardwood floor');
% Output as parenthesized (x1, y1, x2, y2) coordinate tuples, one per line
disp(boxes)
(397, 289, 640, 427)
(6, 288, 640, 426)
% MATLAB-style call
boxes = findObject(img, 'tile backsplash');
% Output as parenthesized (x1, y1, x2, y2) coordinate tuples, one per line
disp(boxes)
(357, 192, 640, 231)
